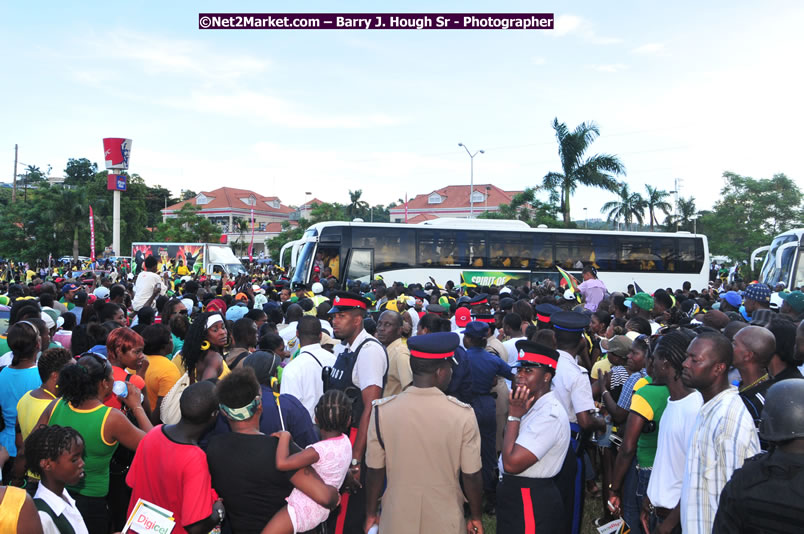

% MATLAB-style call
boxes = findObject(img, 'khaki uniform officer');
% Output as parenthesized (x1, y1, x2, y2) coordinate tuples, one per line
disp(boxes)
(365, 332, 485, 534)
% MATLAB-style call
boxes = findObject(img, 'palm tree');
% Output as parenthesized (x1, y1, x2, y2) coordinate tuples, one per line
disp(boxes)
(644, 185, 673, 231)
(601, 184, 646, 230)
(347, 189, 369, 220)
(542, 118, 626, 226)
(673, 197, 697, 231)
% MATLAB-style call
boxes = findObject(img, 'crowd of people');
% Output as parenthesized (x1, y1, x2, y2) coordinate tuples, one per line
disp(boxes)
(0, 254, 802, 534)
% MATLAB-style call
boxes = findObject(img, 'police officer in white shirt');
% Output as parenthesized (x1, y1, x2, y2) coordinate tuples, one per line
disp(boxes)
(497, 340, 569, 533)
(550, 311, 606, 534)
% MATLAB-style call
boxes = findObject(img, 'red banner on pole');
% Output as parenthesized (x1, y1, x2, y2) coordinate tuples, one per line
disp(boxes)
(248, 208, 255, 262)
(89, 205, 96, 262)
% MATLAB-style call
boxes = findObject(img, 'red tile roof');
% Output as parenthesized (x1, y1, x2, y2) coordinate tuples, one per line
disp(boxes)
(163, 187, 294, 214)
(405, 213, 439, 224)
(390, 184, 523, 215)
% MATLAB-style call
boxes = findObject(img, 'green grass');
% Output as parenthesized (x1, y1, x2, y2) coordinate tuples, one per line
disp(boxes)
(480, 494, 604, 534)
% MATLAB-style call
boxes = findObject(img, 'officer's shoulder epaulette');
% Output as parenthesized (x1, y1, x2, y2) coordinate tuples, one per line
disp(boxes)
(742, 451, 767, 465)
(445, 395, 472, 409)
(372, 395, 397, 407)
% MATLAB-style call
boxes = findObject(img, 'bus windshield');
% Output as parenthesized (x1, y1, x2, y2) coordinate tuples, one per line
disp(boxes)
(291, 240, 316, 287)
(759, 234, 797, 286)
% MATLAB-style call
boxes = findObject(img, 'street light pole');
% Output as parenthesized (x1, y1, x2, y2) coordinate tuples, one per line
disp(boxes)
(458, 143, 484, 218)
(584, 207, 588, 229)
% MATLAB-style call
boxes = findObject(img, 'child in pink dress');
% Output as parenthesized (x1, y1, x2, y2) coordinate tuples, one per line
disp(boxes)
(263, 390, 353, 534)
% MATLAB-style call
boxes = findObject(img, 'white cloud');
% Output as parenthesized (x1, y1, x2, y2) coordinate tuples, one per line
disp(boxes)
(531, 56, 547, 65)
(78, 30, 270, 83)
(551, 14, 621, 44)
(632, 43, 666, 55)
(593, 64, 628, 73)
(553, 14, 583, 36)
(160, 90, 404, 129)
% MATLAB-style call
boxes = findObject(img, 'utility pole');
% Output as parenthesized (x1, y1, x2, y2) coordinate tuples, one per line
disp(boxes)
(12, 144, 17, 203)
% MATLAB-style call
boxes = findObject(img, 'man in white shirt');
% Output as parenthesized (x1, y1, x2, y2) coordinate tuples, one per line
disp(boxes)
(280, 316, 336, 420)
(502, 313, 526, 388)
(679, 332, 760, 534)
(131, 256, 164, 311)
(277, 303, 304, 357)
(640, 330, 703, 533)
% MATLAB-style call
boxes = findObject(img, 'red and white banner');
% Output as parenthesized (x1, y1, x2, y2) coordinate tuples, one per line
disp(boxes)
(248, 208, 255, 262)
(89, 205, 96, 262)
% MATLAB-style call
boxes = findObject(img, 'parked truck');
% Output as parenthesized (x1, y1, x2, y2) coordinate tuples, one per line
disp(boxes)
(131, 242, 247, 277)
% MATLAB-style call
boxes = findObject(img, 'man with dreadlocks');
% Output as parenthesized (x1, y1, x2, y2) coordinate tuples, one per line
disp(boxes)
(639, 330, 702, 534)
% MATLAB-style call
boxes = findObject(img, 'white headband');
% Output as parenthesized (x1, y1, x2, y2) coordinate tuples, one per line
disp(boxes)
(207, 314, 224, 329)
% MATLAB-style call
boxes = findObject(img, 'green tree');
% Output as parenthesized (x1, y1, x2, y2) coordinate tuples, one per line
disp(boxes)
(644, 185, 672, 231)
(180, 189, 197, 201)
(542, 118, 626, 226)
(347, 190, 369, 220)
(698, 172, 804, 262)
(154, 203, 221, 243)
(664, 196, 697, 232)
(478, 187, 562, 227)
(63, 158, 98, 186)
(601, 184, 645, 230)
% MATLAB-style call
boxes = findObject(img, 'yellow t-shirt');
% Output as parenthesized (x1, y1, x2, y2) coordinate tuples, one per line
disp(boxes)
(590, 357, 613, 380)
(172, 353, 231, 379)
(17, 390, 56, 479)
(144, 355, 183, 408)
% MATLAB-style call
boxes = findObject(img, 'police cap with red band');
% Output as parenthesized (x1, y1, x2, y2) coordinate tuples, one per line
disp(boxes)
(408, 332, 459, 364)
(534, 303, 562, 324)
(469, 293, 489, 307)
(471, 313, 496, 324)
(513, 340, 560, 370)
(328, 291, 370, 313)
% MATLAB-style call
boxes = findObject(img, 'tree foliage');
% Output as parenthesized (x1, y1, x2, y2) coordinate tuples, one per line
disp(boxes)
(601, 184, 646, 230)
(154, 203, 221, 243)
(542, 118, 626, 226)
(698, 172, 804, 261)
(477, 187, 562, 227)
(644, 185, 672, 231)
(63, 158, 98, 186)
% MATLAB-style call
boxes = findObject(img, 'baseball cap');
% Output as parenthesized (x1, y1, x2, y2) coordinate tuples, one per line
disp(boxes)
(745, 283, 771, 303)
(625, 292, 654, 311)
(455, 307, 471, 327)
(722, 291, 742, 308)
(601, 335, 633, 358)
(781, 291, 804, 314)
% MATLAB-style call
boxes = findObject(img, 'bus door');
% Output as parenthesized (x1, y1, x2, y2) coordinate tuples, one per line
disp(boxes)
(343, 248, 374, 286)
(794, 234, 804, 289)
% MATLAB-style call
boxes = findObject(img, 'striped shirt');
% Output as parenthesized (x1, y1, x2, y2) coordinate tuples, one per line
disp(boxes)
(680, 386, 760, 534)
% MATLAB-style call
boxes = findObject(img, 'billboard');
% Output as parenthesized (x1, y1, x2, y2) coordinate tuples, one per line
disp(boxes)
(103, 138, 133, 170)
(131, 243, 204, 272)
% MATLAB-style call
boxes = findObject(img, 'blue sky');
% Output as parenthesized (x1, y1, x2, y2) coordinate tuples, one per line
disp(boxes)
(2, 1, 802, 220)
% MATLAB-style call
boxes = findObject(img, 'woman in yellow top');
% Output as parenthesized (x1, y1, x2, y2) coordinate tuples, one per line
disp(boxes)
(171, 311, 231, 379)
(0, 442, 42, 534)
(11, 348, 75, 487)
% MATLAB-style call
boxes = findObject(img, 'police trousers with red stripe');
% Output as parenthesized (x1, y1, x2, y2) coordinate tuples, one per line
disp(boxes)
(496, 474, 564, 534)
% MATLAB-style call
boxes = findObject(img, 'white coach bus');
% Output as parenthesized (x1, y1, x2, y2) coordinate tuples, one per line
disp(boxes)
(753, 228, 804, 289)
(283, 219, 709, 293)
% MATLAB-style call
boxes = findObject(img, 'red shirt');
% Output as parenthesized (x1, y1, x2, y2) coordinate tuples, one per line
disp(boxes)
(126, 425, 217, 533)
(103, 366, 146, 411)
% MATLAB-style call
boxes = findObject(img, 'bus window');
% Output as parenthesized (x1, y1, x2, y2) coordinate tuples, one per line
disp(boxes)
(417, 231, 458, 267)
(488, 232, 526, 269)
(345, 249, 373, 284)
(653, 238, 677, 272)
(528, 234, 553, 270)
(556, 235, 597, 270)
(593, 236, 617, 271)
(352, 227, 415, 271)
(456, 232, 487, 268)
(618, 238, 658, 271)
(678, 238, 705, 274)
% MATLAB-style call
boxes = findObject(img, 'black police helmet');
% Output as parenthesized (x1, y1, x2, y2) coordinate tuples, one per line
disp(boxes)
(759, 380, 804, 442)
